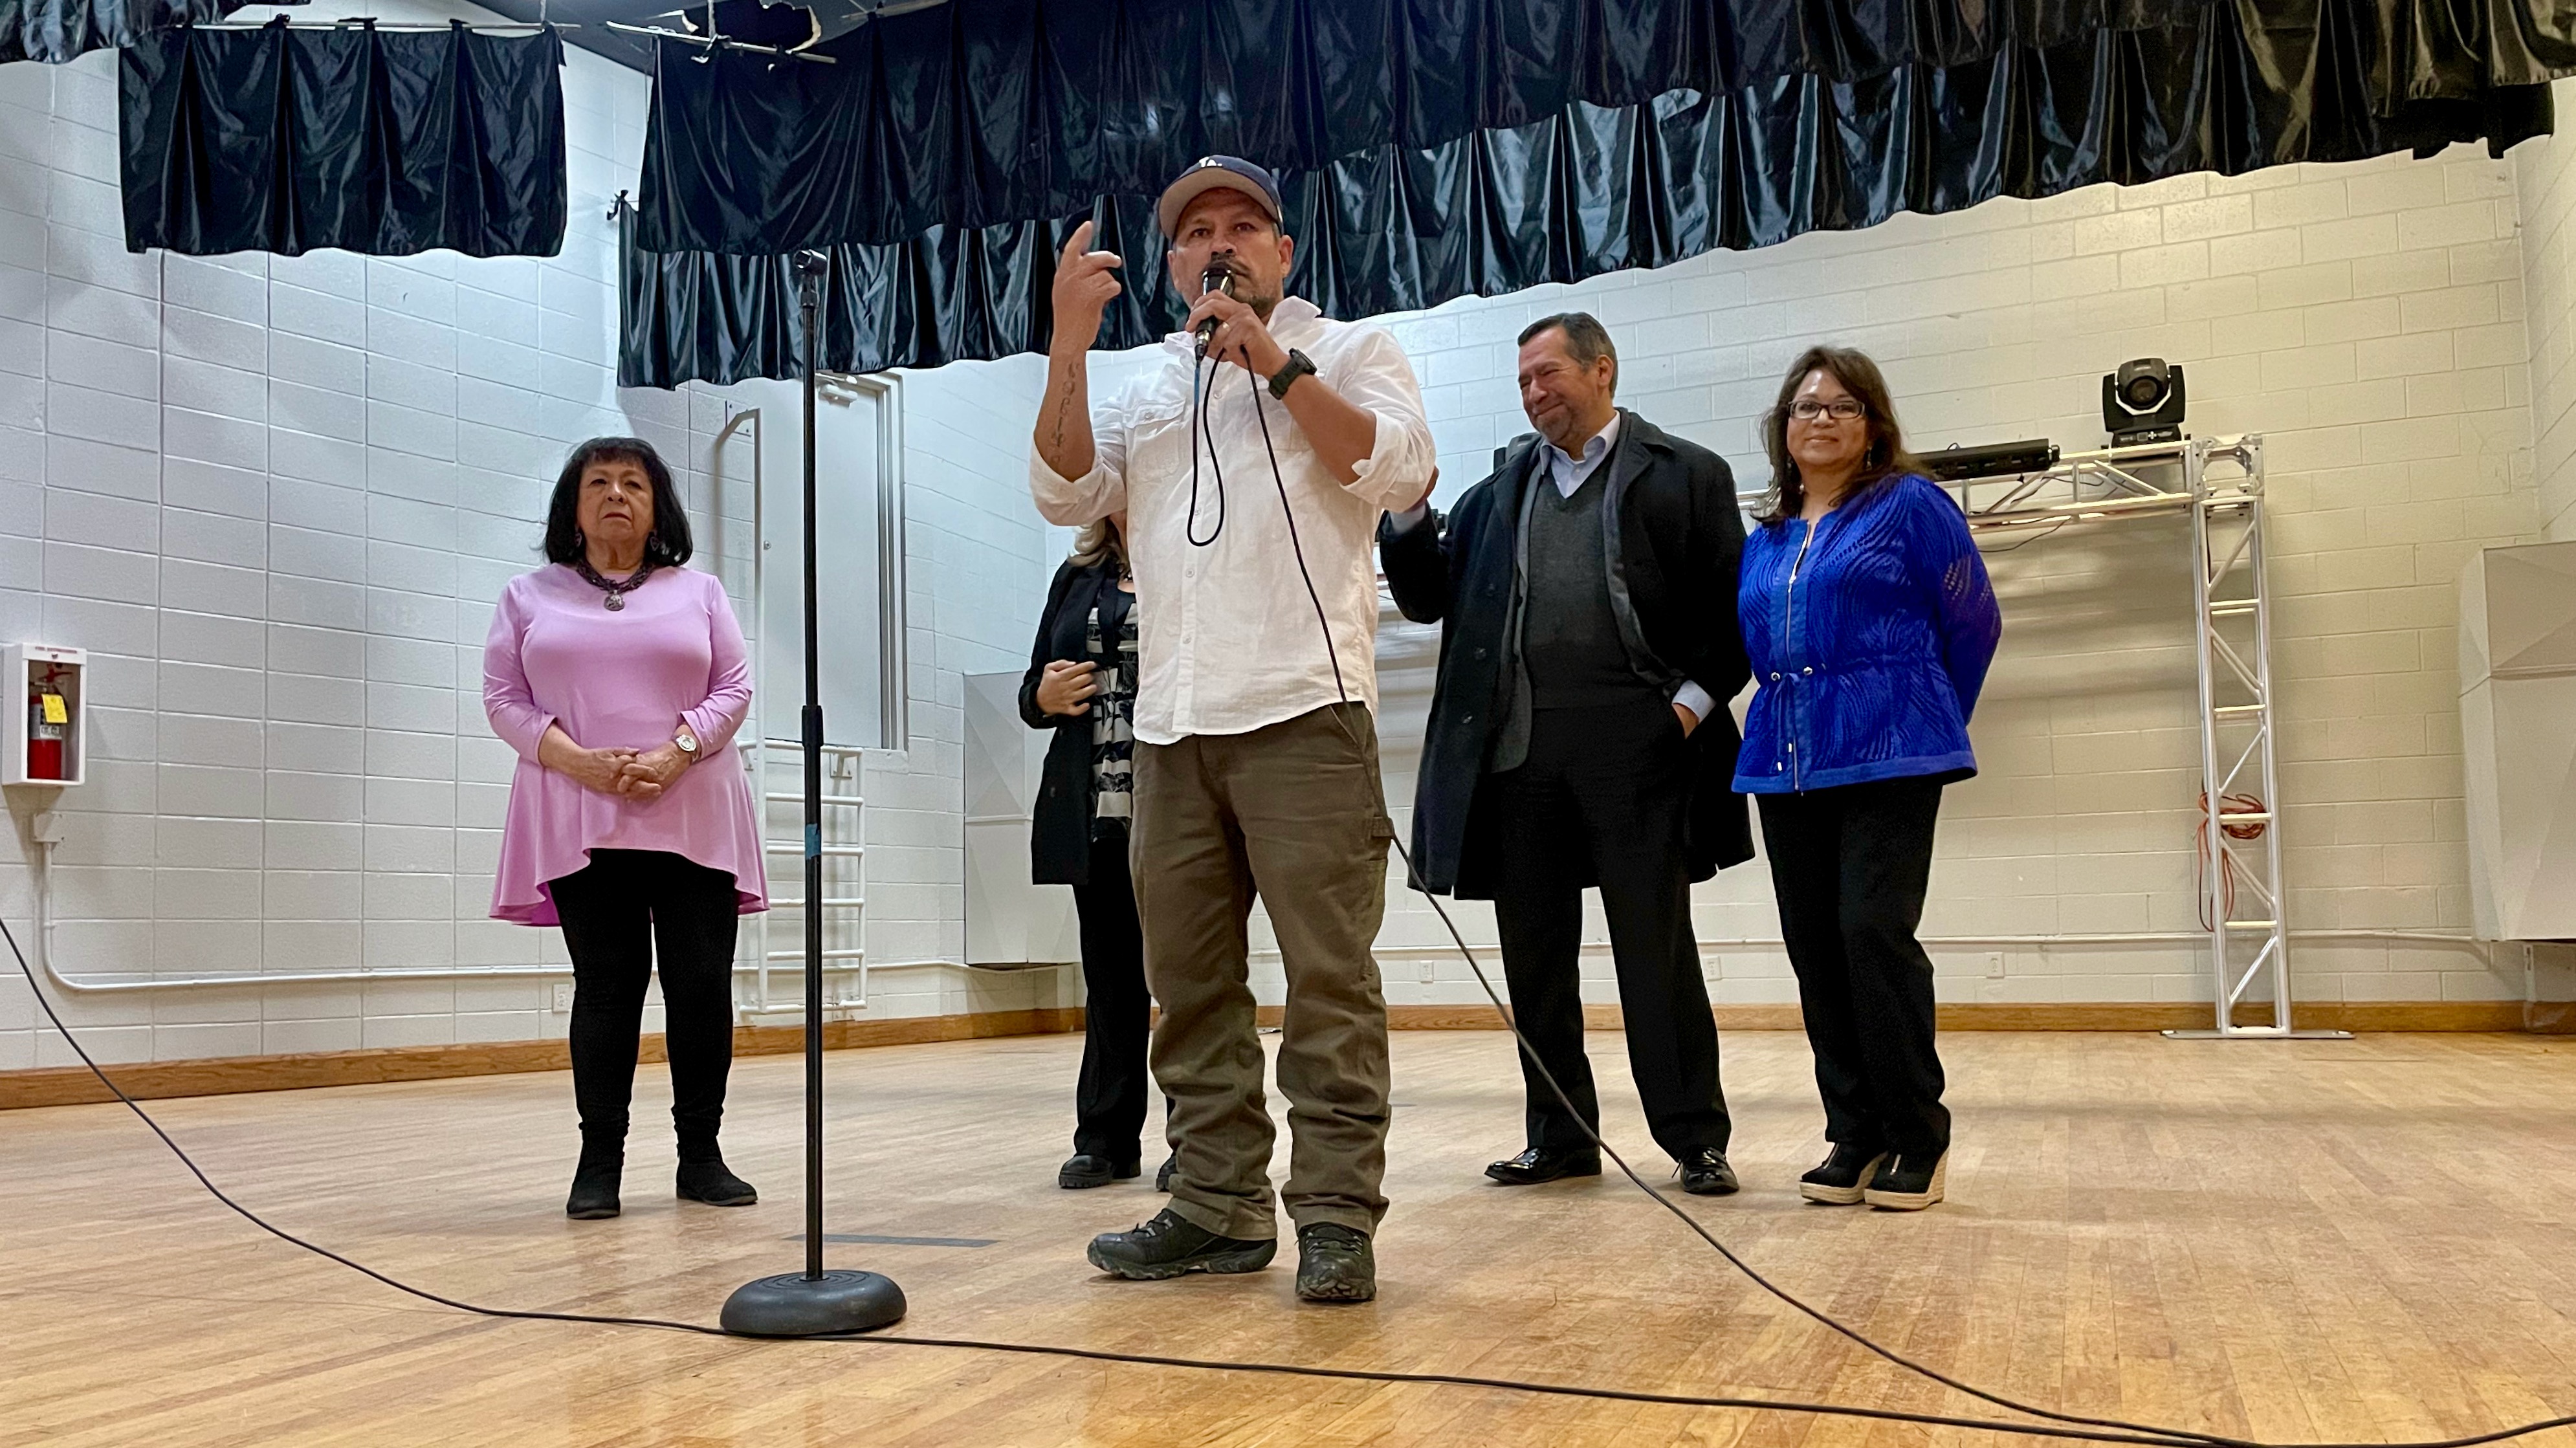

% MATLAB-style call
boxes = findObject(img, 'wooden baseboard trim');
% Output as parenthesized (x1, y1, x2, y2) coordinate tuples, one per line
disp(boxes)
(0, 1007, 1084, 1112)
(1367, 1001, 2543, 1033)
(8, 998, 2554, 1110)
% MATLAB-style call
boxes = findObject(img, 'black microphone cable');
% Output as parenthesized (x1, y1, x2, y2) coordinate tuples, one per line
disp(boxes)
(1184, 263, 1235, 547)
(12, 368, 2576, 1447)
(0, 912, 2235, 1448)
(1224, 360, 2576, 1448)
(1185, 351, 1226, 547)
(1230, 367, 2234, 1447)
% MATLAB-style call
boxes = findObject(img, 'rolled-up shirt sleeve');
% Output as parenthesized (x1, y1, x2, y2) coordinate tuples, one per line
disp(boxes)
(1335, 327, 1437, 511)
(1029, 386, 1132, 527)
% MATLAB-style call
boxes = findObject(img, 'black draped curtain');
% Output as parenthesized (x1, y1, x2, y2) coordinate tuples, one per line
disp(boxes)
(1, 0, 271, 65)
(120, 19, 568, 258)
(638, 0, 2248, 256)
(622, 0, 2576, 388)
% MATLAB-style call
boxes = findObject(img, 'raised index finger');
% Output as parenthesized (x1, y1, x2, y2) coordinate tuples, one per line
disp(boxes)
(1059, 219, 1094, 269)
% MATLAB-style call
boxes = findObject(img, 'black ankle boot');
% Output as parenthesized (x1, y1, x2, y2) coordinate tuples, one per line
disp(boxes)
(566, 1147, 623, 1220)
(676, 1156, 758, 1207)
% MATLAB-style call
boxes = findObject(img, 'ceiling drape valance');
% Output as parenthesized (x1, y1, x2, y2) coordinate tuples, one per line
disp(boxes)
(120, 19, 569, 258)
(621, 0, 2573, 388)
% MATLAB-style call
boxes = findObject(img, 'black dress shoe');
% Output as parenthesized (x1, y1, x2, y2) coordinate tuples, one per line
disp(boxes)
(676, 1158, 758, 1206)
(1059, 1153, 1142, 1190)
(1295, 1223, 1376, 1303)
(566, 1156, 622, 1220)
(1678, 1148, 1740, 1196)
(1798, 1143, 1889, 1205)
(1484, 1146, 1602, 1186)
(1864, 1150, 1948, 1211)
(1154, 1154, 1177, 1192)
(1086, 1208, 1277, 1280)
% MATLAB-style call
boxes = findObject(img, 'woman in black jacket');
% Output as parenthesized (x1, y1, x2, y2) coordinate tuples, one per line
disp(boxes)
(1020, 513, 1170, 1190)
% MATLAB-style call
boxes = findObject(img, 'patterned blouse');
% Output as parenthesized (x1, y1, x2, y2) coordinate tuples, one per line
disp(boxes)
(1088, 585, 1138, 835)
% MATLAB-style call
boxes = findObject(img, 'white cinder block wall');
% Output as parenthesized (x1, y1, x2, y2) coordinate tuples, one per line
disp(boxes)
(2516, 82, 2576, 543)
(8, 43, 2575, 1070)
(0, 8, 1071, 1071)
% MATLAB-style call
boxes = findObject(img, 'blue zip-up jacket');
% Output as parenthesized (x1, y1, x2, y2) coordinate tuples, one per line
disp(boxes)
(1734, 472, 2001, 794)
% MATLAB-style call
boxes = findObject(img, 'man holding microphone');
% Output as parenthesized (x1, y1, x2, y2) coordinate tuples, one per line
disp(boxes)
(1029, 157, 1436, 1304)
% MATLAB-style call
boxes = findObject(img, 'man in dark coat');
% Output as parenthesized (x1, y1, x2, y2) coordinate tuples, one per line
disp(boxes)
(1379, 312, 1753, 1195)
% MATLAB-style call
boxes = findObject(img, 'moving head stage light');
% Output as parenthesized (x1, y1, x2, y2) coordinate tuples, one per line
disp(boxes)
(2104, 358, 2187, 445)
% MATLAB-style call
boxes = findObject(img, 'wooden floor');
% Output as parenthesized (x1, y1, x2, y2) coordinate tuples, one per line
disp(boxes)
(7, 1029, 2576, 1447)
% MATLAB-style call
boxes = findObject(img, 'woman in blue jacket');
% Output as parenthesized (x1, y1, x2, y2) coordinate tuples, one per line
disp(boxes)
(1737, 346, 2001, 1212)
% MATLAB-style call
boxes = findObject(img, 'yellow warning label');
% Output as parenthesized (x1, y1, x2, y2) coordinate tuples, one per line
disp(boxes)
(39, 694, 67, 725)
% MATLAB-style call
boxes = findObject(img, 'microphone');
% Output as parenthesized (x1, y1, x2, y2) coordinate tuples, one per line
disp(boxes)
(1194, 261, 1233, 358)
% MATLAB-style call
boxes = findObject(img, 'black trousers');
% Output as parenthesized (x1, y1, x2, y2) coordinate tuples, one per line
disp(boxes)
(1756, 776, 1951, 1158)
(1070, 829, 1154, 1163)
(549, 849, 742, 1160)
(1481, 697, 1730, 1164)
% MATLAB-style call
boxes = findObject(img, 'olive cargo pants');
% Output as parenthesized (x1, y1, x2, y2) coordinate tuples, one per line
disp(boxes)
(1132, 703, 1394, 1240)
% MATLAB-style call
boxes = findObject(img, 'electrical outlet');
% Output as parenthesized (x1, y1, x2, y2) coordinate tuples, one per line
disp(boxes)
(1984, 952, 2007, 979)
(551, 983, 575, 1013)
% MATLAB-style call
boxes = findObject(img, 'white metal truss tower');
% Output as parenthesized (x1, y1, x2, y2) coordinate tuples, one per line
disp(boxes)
(2168, 438, 2346, 1038)
(1922, 435, 2347, 1040)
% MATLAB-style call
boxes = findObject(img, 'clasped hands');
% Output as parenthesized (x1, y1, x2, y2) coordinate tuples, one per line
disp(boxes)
(564, 741, 691, 800)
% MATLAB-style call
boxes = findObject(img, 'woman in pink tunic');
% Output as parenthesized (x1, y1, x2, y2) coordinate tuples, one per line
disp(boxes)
(483, 437, 768, 1221)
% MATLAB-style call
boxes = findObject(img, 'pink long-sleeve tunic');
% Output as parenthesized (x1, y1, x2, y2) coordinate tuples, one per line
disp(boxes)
(482, 564, 769, 926)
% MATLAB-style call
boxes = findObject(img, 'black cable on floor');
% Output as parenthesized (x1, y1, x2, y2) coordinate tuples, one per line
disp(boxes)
(0, 914, 2212, 1447)
(10, 377, 2576, 1447)
(1237, 366, 2242, 1445)
(1232, 361, 2576, 1448)
(14, 837, 2576, 1448)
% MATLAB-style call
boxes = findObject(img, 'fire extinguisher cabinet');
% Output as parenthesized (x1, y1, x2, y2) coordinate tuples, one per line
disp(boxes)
(5, 644, 85, 787)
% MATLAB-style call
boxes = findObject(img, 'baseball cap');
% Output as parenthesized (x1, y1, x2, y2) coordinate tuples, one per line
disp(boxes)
(1156, 155, 1284, 239)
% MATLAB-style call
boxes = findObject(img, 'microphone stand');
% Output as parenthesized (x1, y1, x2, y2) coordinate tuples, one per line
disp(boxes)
(720, 251, 906, 1338)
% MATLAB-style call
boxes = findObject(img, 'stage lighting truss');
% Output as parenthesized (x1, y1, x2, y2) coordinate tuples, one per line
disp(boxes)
(1741, 437, 2346, 1040)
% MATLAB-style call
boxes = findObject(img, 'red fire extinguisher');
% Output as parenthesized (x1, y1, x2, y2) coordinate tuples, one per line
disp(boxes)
(28, 679, 66, 781)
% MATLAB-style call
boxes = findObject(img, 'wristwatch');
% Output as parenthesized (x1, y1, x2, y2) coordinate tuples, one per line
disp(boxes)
(1268, 347, 1316, 400)
(673, 726, 699, 760)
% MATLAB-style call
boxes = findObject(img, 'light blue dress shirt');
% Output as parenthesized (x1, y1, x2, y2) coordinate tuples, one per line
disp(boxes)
(1393, 412, 1715, 723)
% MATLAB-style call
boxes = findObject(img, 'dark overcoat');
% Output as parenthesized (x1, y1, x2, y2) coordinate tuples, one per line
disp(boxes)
(1378, 410, 1753, 897)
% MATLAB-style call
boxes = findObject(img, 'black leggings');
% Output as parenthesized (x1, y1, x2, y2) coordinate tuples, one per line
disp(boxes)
(1756, 777, 1951, 1159)
(1070, 830, 1154, 1163)
(549, 849, 742, 1161)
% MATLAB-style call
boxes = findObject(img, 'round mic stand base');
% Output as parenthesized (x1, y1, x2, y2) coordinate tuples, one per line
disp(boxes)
(722, 1269, 907, 1338)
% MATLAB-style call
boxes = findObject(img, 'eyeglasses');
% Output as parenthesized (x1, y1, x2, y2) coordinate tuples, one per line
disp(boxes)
(1787, 399, 1867, 421)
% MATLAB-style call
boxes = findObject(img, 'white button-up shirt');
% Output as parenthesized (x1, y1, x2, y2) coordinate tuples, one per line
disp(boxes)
(1030, 297, 1435, 744)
